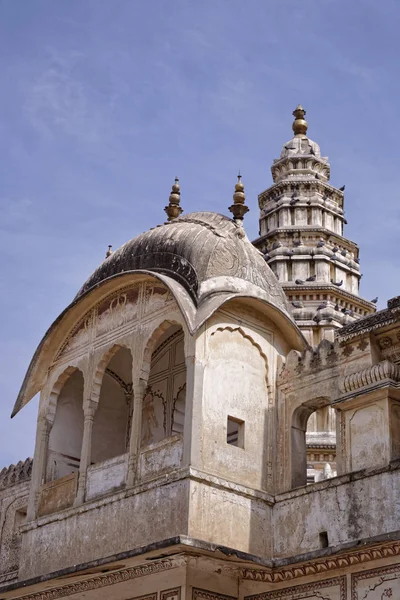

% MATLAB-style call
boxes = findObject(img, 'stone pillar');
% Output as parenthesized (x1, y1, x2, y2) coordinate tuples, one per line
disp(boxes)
(75, 400, 97, 506)
(182, 345, 204, 469)
(275, 259, 288, 282)
(316, 258, 330, 283)
(26, 416, 52, 521)
(126, 378, 147, 487)
(280, 207, 290, 227)
(311, 206, 322, 226)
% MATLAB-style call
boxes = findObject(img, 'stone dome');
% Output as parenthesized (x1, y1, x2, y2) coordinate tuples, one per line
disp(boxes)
(279, 135, 321, 159)
(76, 211, 290, 317)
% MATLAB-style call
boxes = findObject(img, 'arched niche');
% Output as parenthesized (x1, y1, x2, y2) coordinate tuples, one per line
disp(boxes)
(47, 369, 84, 482)
(91, 346, 133, 464)
(291, 398, 336, 488)
(141, 323, 186, 448)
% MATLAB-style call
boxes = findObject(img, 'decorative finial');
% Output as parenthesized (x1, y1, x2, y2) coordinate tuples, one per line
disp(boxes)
(105, 245, 113, 258)
(292, 105, 308, 136)
(229, 173, 249, 224)
(164, 177, 183, 221)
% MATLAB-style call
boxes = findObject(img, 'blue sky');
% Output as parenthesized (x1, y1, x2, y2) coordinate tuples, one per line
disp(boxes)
(1, 0, 399, 466)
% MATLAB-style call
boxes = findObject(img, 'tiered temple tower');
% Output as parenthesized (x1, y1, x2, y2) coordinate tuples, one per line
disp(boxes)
(253, 106, 376, 346)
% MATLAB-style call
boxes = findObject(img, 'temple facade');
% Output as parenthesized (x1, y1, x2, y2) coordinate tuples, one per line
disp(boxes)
(0, 108, 399, 600)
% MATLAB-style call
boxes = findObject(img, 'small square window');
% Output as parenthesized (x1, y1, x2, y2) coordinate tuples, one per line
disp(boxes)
(227, 416, 245, 448)
(319, 531, 329, 548)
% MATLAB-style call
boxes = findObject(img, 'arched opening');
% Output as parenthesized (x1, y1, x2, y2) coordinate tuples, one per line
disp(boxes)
(91, 346, 133, 464)
(46, 369, 84, 482)
(291, 399, 336, 488)
(141, 324, 186, 448)
(306, 407, 337, 483)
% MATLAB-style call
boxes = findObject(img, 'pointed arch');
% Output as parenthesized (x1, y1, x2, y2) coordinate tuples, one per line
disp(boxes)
(91, 342, 131, 404)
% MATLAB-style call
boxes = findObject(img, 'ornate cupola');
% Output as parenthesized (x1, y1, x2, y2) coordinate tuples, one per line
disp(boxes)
(253, 106, 376, 344)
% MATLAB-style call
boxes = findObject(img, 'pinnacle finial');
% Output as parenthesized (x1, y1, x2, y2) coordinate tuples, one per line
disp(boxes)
(292, 104, 308, 136)
(229, 173, 249, 224)
(105, 245, 113, 258)
(164, 177, 183, 222)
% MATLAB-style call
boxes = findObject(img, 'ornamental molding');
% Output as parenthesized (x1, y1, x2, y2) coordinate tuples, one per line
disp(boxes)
(241, 541, 400, 584)
(193, 588, 236, 600)
(341, 360, 400, 394)
(244, 576, 346, 600)
(9, 558, 186, 600)
(337, 303, 400, 342)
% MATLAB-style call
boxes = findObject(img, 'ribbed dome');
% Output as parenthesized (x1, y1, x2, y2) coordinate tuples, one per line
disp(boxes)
(76, 211, 290, 316)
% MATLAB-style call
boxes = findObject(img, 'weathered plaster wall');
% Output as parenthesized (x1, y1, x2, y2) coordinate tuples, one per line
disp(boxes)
(273, 464, 400, 558)
(188, 478, 272, 557)
(19, 478, 190, 579)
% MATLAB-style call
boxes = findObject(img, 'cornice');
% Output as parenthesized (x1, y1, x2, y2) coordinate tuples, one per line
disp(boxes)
(253, 228, 359, 253)
(241, 540, 400, 583)
(336, 300, 400, 342)
(258, 179, 344, 209)
(280, 283, 375, 310)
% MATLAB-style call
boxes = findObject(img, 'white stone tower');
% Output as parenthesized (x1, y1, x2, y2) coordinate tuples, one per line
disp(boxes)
(253, 105, 375, 345)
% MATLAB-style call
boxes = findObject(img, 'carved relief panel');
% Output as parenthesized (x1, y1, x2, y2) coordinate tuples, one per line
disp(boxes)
(55, 281, 175, 364)
(352, 563, 400, 599)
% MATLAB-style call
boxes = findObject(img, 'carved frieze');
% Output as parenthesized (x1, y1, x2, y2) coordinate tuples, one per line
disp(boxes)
(245, 576, 346, 600)
(193, 589, 236, 600)
(242, 541, 400, 584)
(55, 282, 174, 362)
(9, 558, 186, 600)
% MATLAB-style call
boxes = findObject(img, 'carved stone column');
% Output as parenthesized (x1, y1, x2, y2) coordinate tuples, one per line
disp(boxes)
(26, 416, 52, 521)
(126, 378, 147, 487)
(75, 400, 97, 506)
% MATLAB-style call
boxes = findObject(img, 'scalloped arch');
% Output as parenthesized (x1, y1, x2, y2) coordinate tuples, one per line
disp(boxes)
(210, 326, 270, 393)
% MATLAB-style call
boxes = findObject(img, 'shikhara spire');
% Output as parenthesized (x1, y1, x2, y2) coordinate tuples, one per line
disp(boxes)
(252, 106, 376, 345)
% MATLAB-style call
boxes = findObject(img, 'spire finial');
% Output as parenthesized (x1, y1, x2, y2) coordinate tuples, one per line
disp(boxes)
(292, 104, 308, 136)
(164, 177, 183, 222)
(105, 245, 113, 258)
(229, 173, 249, 224)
